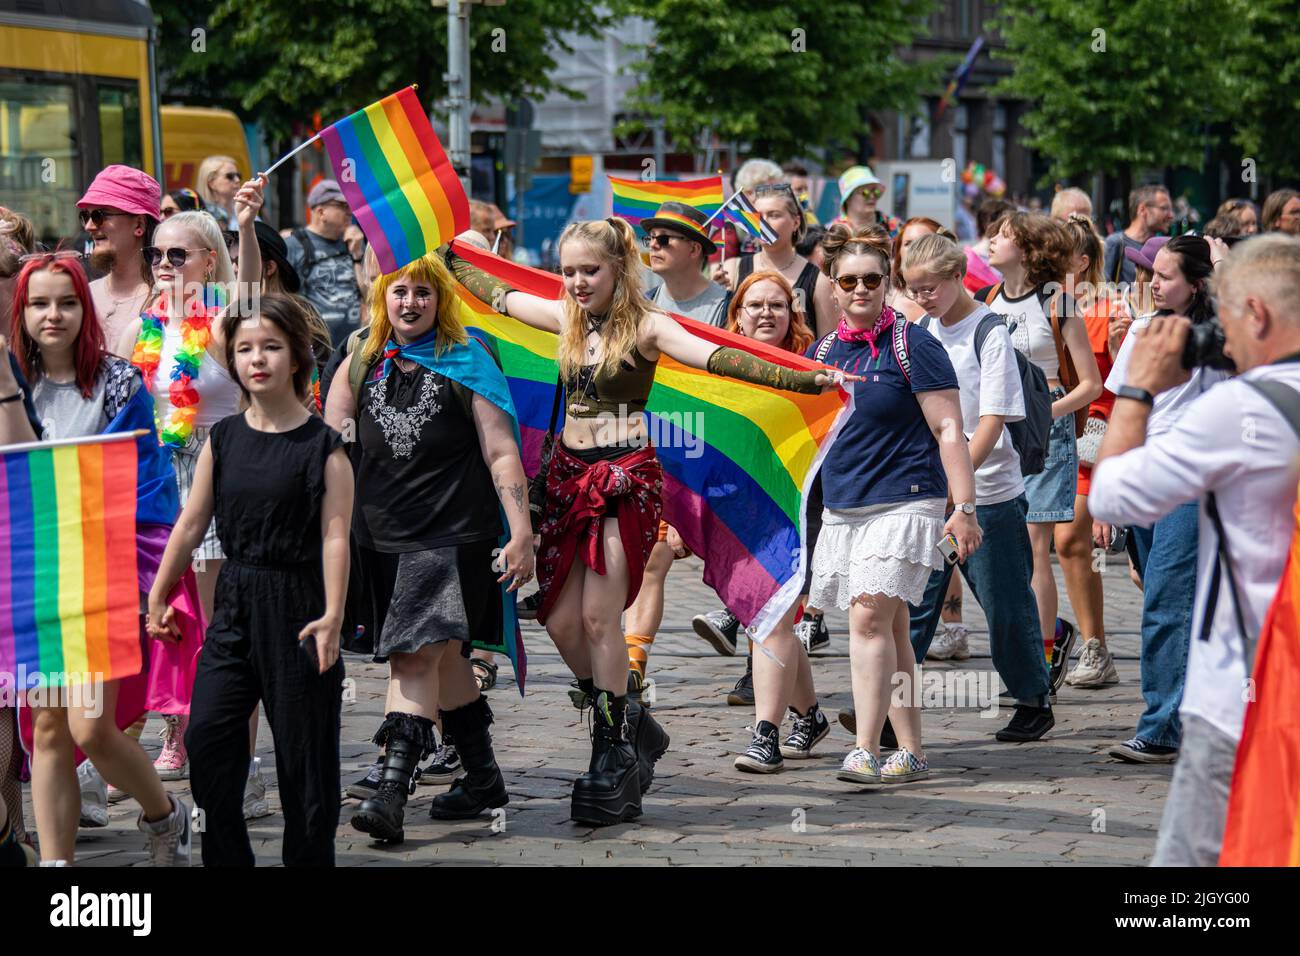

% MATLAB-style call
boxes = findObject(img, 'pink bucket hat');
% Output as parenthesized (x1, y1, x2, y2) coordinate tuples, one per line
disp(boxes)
(77, 165, 162, 221)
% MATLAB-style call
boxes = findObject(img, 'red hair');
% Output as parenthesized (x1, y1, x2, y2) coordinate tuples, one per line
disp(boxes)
(726, 269, 815, 356)
(9, 254, 106, 398)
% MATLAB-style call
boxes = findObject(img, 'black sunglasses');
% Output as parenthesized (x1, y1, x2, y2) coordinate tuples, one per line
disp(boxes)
(222, 171, 242, 183)
(79, 209, 128, 228)
(834, 272, 887, 292)
(143, 246, 206, 268)
(642, 233, 683, 249)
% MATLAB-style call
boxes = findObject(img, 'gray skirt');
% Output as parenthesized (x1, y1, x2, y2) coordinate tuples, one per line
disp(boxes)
(360, 539, 501, 659)
(173, 425, 224, 562)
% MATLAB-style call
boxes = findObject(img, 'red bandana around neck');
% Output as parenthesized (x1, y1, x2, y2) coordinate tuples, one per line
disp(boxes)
(837, 305, 897, 359)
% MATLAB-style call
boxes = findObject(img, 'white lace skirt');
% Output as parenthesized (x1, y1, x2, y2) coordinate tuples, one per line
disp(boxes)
(809, 498, 948, 609)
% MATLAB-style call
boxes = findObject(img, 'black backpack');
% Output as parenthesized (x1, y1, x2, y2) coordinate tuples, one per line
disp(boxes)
(920, 299, 1054, 476)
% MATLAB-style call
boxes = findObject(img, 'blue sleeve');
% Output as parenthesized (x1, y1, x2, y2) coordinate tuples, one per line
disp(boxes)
(8, 353, 44, 438)
(905, 324, 959, 393)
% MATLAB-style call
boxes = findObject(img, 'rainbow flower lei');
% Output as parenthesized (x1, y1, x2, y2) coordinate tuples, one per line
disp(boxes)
(130, 286, 225, 448)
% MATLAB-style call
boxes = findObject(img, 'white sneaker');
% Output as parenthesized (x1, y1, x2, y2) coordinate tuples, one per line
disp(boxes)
(242, 757, 272, 820)
(77, 762, 109, 828)
(137, 793, 192, 866)
(926, 623, 970, 661)
(1066, 638, 1119, 688)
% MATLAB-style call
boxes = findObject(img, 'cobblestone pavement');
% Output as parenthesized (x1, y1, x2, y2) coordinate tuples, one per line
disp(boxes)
(37, 555, 1171, 866)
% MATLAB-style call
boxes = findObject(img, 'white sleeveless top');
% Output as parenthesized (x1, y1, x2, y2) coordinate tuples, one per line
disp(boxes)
(149, 316, 242, 430)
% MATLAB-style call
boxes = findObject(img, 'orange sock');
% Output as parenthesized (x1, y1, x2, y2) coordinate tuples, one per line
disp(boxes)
(625, 633, 654, 678)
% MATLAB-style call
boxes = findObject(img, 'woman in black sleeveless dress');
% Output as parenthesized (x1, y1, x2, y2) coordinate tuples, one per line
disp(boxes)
(148, 295, 353, 866)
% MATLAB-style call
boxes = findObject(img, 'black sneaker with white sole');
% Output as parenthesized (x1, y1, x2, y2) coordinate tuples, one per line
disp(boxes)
(734, 721, 783, 773)
(780, 705, 830, 759)
(417, 737, 463, 785)
(692, 608, 740, 656)
(345, 759, 383, 800)
(994, 704, 1055, 742)
(794, 613, 830, 654)
(1049, 618, 1077, 693)
(1107, 737, 1178, 764)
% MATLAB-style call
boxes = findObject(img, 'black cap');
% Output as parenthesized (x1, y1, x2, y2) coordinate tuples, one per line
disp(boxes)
(253, 220, 300, 293)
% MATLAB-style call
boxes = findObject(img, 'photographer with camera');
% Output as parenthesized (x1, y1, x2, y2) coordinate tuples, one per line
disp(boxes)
(1089, 234, 1300, 865)
(1095, 235, 1233, 766)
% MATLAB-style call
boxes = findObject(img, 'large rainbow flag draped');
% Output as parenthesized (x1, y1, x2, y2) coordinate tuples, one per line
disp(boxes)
(321, 85, 469, 274)
(0, 432, 141, 688)
(609, 175, 724, 227)
(1219, 480, 1300, 866)
(448, 240, 851, 639)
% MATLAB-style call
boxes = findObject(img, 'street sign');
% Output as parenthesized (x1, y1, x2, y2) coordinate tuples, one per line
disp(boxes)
(570, 155, 593, 194)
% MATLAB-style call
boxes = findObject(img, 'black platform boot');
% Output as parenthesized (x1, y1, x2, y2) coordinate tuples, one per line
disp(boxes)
(429, 696, 509, 820)
(625, 697, 670, 795)
(350, 712, 434, 844)
(571, 691, 641, 826)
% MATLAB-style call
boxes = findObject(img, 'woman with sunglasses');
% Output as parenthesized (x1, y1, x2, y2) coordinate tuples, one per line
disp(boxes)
(195, 156, 243, 230)
(4, 252, 193, 864)
(446, 217, 853, 824)
(985, 213, 1101, 676)
(808, 225, 978, 786)
(161, 189, 203, 220)
(720, 270, 833, 772)
(115, 177, 267, 792)
(76, 165, 162, 355)
(719, 183, 838, 338)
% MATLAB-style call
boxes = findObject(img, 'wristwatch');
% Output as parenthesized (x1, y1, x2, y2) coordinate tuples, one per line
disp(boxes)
(953, 502, 976, 515)
(1116, 385, 1155, 406)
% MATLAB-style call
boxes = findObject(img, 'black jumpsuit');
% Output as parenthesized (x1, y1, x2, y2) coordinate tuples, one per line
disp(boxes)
(185, 413, 346, 867)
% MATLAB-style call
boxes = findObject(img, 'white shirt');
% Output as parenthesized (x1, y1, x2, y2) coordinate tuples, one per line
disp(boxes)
(149, 318, 242, 430)
(925, 304, 1026, 505)
(1089, 363, 1300, 741)
(988, 286, 1063, 382)
(1106, 313, 1230, 436)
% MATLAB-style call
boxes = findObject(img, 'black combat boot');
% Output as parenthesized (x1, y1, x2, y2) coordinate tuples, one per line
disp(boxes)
(625, 696, 670, 795)
(350, 712, 434, 844)
(571, 691, 641, 826)
(429, 696, 509, 820)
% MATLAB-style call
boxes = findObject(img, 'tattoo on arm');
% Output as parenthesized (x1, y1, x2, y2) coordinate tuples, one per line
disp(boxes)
(498, 480, 525, 513)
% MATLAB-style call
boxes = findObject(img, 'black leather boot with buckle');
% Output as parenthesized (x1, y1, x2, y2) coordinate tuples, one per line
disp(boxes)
(350, 712, 434, 844)
(571, 690, 641, 826)
(429, 696, 509, 820)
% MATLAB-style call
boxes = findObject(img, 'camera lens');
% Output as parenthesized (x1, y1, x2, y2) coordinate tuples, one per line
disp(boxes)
(1180, 319, 1236, 371)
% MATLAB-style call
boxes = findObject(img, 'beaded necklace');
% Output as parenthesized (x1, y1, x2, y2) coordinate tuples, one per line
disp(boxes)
(130, 286, 225, 448)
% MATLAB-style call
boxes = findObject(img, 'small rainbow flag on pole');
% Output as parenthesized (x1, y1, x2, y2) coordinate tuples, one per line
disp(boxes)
(609, 175, 724, 227)
(720, 189, 779, 245)
(0, 432, 142, 689)
(320, 85, 470, 274)
(448, 240, 851, 639)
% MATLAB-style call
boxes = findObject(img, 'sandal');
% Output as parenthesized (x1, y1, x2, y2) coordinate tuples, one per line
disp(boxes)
(471, 658, 499, 692)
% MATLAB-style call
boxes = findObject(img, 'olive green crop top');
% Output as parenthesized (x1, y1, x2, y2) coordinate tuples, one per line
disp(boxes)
(563, 346, 659, 417)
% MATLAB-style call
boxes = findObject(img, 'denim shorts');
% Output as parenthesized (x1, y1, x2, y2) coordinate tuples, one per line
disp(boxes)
(1024, 392, 1077, 523)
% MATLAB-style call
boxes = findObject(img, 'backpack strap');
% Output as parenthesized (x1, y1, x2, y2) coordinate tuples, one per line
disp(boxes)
(971, 312, 1007, 368)
(892, 315, 912, 388)
(1244, 379, 1300, 441)
(973, 281, 1002, 305)
(346, 328, 375, 407)
(814, 330, 838, 363)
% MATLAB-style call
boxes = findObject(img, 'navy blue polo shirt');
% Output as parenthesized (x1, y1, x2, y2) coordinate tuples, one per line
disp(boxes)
(806, 322, 959, 509)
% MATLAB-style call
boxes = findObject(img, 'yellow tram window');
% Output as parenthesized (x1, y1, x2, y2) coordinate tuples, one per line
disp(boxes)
(0, 77, 82, 246)
(97, 83, 144, 170)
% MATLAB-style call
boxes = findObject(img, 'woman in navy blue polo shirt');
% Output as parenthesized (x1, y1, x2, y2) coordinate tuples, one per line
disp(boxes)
(808, 225, 982, 787)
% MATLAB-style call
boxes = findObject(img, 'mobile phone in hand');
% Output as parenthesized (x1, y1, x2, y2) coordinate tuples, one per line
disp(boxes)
(936, 533, 959, 565)
(300, 635, 320, 671)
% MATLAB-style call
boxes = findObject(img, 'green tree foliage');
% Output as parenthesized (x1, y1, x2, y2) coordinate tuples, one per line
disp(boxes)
(618, 0, 947, 161)
(152, 0, 610, 140)
(1221, 0, 1300, 181)
(989, 0, 1238, 184)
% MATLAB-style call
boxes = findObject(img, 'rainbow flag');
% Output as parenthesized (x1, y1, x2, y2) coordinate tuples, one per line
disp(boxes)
(1220, 480, 1300, 866)
(0, 432, 142, 689)
(722, 189, 778, 245)
(609, 175, 724, 227)
(448, 240, 851, 638)
(321, 85, 469, 274)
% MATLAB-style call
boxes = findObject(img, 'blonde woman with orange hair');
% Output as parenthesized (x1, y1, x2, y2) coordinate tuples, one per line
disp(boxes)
(447, 219, 852, 824)
(325, 252, 534, 844)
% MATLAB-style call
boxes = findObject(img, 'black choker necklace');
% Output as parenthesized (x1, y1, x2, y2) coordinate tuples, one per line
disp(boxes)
(585, 313, 608, 355)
